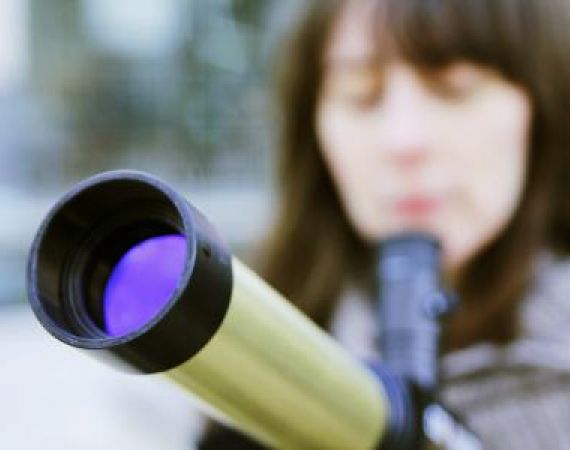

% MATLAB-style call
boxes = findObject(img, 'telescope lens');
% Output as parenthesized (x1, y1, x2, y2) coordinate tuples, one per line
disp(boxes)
(103, 234, 186, 337)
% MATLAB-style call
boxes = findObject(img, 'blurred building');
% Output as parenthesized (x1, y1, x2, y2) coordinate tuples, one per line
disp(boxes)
(0, 0, 304, 305)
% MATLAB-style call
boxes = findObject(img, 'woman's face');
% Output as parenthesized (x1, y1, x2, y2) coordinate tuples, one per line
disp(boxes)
(316, 1, 531, 274)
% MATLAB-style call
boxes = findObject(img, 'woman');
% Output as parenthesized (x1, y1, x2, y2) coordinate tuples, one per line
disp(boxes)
(200, 0, 570, 448)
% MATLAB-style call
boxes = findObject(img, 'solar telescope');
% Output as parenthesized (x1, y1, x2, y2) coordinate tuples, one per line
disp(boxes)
(26, 170, 481, 449)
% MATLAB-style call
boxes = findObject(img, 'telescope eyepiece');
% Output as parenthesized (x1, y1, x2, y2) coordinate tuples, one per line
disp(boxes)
(27, 171, 232, 372)
(29, 174, 188, 340)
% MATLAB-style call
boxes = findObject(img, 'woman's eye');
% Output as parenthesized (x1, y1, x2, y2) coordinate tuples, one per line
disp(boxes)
(326, 70, 384, 109)
(426, 64, 486, 100)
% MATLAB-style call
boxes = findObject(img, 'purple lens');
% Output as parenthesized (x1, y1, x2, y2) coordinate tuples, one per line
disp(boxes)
(103, 234, 187, 337)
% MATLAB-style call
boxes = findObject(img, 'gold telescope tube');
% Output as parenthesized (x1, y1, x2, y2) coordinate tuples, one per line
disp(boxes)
(26, 171, 390, 449)
(169, 258, 386, 448)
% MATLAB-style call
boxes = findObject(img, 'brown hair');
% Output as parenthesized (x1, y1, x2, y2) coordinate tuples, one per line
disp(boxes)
(258, 0, 570, 351)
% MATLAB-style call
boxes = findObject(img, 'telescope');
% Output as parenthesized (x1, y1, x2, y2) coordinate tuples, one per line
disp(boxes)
(26, 170, 482, 449)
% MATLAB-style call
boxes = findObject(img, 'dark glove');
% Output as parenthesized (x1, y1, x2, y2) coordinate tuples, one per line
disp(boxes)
(197, 423, 265, 450)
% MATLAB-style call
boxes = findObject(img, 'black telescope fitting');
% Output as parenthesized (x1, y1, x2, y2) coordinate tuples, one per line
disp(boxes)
(377, 235, 449, 449)
(27, 171, 233, 372)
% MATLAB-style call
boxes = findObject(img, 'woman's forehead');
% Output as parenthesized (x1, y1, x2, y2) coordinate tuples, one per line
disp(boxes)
(323, 0, 395, 67)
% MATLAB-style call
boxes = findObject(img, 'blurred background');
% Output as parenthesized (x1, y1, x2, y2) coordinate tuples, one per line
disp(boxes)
(0, 0, 299, 448)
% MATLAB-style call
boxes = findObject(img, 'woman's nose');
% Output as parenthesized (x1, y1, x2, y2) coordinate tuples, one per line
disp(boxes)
(373, 67, 433, 168)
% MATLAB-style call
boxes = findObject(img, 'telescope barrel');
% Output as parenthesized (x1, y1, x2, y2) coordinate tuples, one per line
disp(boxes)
(26, 171, 391, 449)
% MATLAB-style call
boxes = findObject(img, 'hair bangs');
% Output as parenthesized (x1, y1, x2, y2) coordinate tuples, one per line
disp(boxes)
(372, 0, 531, 81)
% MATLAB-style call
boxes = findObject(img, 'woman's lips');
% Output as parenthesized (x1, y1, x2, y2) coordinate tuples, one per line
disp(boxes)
(393, 195, 442, 216)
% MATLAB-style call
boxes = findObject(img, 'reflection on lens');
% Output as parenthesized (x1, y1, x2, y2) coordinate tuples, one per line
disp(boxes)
(103, 234, 186, 337)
